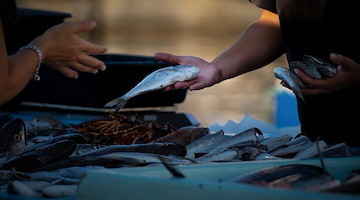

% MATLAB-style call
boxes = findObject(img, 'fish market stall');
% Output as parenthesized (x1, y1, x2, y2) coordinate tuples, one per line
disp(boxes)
(1, 7, 360, 200)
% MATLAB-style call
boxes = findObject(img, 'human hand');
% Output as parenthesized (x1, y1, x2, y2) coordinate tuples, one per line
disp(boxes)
(292, 53, 360, 95)
(154, 52, 222, 91)
(31, 20, 107, 78)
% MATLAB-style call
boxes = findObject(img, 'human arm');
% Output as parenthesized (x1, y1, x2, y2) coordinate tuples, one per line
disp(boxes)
(155, 10, 284, 91)
(0, 19, 107, 105)
(293, 53, 360, 95)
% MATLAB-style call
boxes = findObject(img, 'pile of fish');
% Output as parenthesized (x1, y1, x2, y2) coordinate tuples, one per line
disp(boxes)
(0, 113, 358, 198)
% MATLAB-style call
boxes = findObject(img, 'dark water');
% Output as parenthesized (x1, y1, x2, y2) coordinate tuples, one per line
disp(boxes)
(17, 0, 289, 127)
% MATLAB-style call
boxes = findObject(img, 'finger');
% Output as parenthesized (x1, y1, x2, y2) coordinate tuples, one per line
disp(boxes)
(294, 68, 315, 83)
(154, 52, 182, 64)
(330, 53, 356, 69)
(78, 54, 107, 71)
(280, 80, 291, 90)
(163, 85, 174, 92)
(55, 65, 79, 78)
(80, 39, 108, 55)
(70, 62, 99, 74)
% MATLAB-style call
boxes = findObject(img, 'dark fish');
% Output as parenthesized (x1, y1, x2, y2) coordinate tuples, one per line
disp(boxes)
(152, 126, 210, 146)
(35, 142, 186, 171)
(24, 115, 63, 134)
(321, 143, 352, 158)
(232, 164, 340, 191)
(0, 118, 27, 160)
(23, 132, 86, 153)
(0, 140, 76, 172)
(37, 155, 145, 171)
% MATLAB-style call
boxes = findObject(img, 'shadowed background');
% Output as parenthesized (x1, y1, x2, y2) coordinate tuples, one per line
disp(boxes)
(16, 0, 289, 127)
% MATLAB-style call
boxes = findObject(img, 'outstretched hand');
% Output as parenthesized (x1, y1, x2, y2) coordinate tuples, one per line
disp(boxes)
(283, 53, 360, 96)
(154, 52, 222, 91)
(31, 20, 107, 78)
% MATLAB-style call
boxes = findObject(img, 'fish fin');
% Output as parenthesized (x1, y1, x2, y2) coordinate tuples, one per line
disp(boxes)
(158, 155, 185, 178)
(104, 97, 128, 112)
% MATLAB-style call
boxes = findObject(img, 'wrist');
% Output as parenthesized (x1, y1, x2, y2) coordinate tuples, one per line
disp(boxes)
(18, 45, 43, 81)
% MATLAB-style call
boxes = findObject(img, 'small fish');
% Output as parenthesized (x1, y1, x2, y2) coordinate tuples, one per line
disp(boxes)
(273, 67, 305, 101)
(104, 65, 200, 111)
(274, 55, 337, 101)
(0, 140, 76, 172)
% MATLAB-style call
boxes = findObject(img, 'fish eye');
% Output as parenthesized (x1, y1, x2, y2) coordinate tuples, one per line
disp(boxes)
(14, 134, 21, 142)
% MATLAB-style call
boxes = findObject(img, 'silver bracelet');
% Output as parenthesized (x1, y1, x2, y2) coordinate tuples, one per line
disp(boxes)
(19, 45, 43, 81)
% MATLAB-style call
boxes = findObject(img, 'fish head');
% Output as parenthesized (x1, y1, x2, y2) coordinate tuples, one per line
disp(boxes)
(0, 118, 27, 158)
(303, 55, 337, 78)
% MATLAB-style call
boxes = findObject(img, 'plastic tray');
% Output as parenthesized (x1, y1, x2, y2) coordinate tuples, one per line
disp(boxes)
(77, 156, 360, 200)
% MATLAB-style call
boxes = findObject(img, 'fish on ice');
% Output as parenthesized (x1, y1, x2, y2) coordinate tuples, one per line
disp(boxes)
(104, 65, 200, 111)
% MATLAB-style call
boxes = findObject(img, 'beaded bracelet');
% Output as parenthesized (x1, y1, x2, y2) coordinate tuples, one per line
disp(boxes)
(19, 45, 43, 81)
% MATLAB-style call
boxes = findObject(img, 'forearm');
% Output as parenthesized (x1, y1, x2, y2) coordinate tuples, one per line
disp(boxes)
(0, 18, 39, 105)
(211, 10, 284, 82)
(0, 50, 39, 105)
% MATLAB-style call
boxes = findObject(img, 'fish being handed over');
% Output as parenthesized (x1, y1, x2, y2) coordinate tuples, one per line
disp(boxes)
(104, 65, 200, 111)
(273, 55, 337, 101)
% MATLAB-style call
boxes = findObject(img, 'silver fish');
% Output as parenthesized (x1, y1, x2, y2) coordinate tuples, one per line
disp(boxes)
(273, 66, 305, 101)
(207, 128, 261, 154)
(291, 55, 337, 79)
(274, 55, 337, 102)
(196, 147, 239, 163)
(260, 134, 292, 152)
(104, 65, 200, 111)
(185, 130, 227, 159)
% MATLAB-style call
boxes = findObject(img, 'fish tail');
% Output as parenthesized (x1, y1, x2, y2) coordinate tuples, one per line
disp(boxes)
(104, 97, 128, 112)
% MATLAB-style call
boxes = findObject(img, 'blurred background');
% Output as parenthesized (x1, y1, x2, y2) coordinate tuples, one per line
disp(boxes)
(16, 0, 290, 127)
